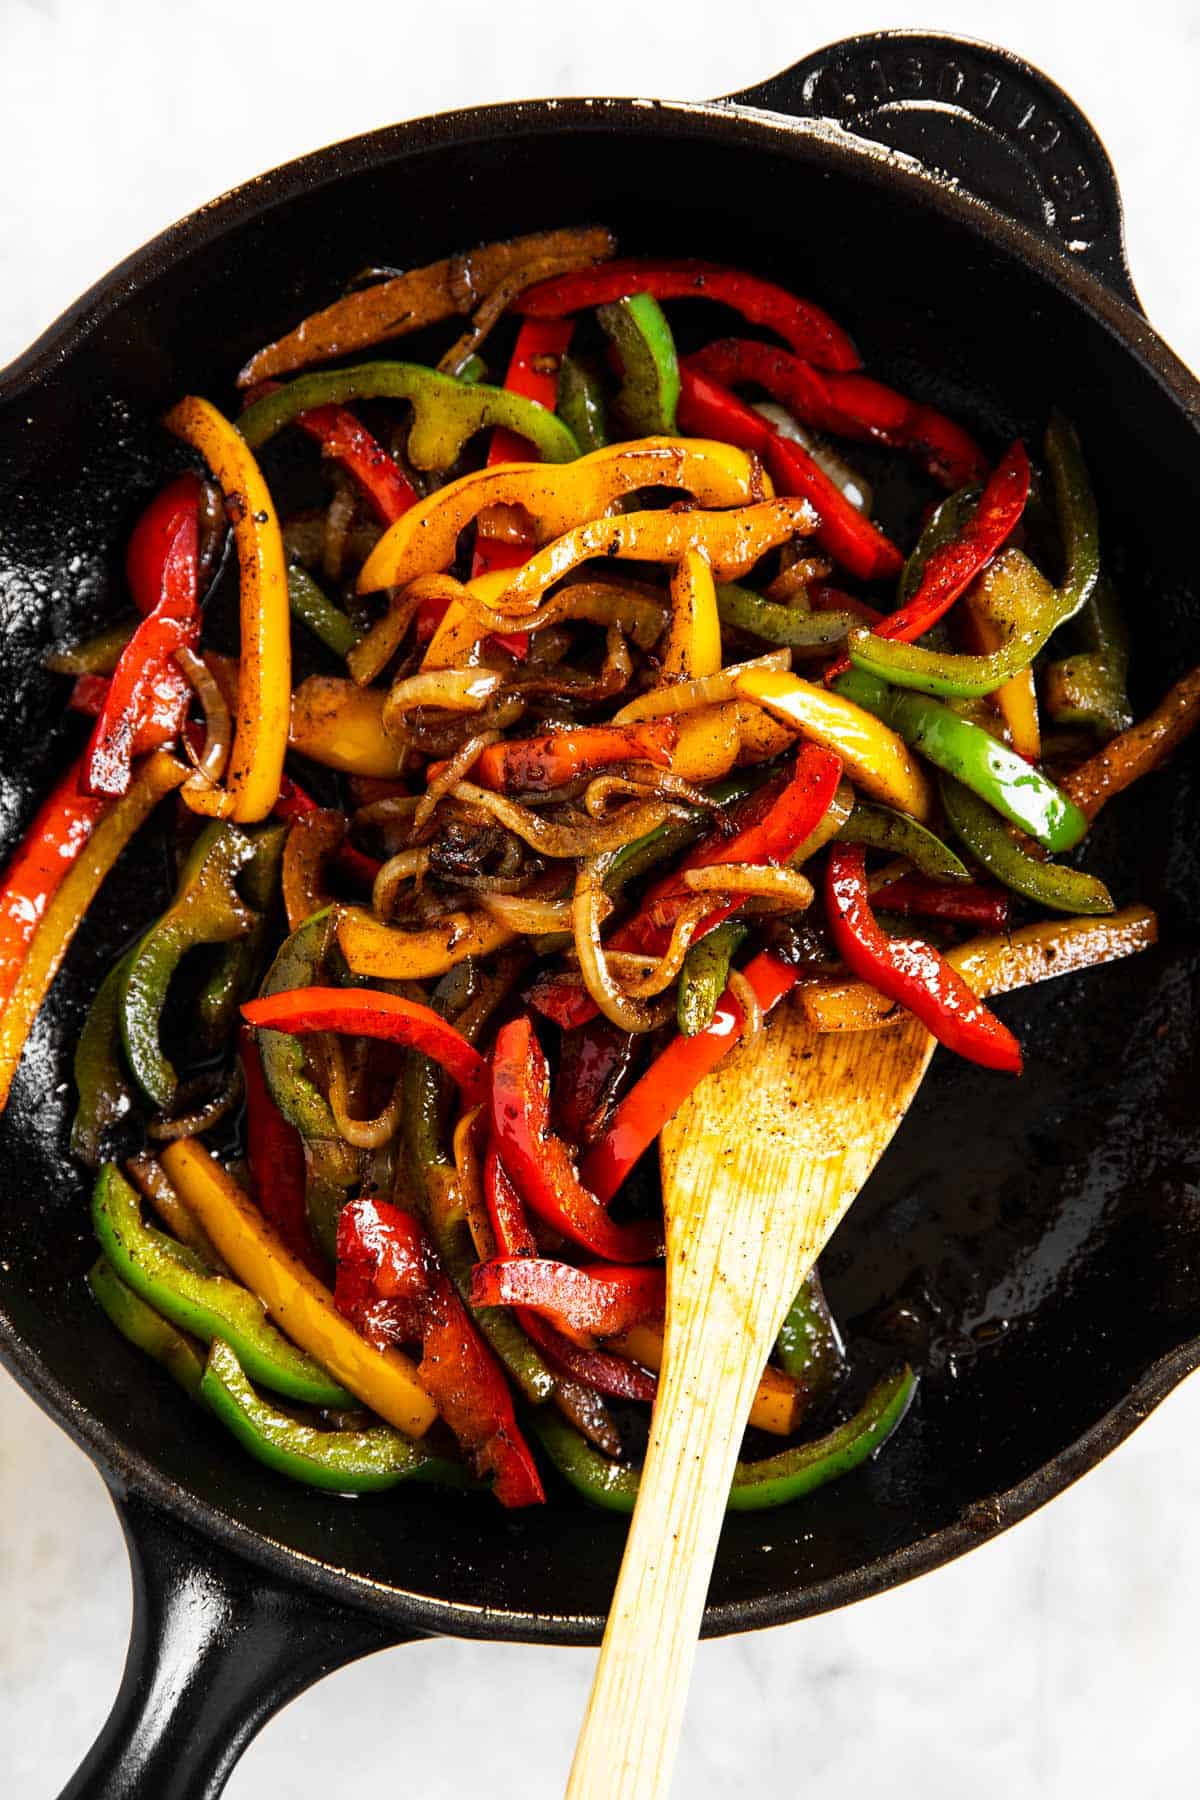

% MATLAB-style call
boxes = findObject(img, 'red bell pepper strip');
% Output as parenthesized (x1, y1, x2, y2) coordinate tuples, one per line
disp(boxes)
(552, 1017, 635, 1149)
(82, 503, 199, 797)
(676, 364, 902, 582)
(581, 949, 798, 1203)
(516, 259, 861, 372)
(69, 667, 192, 754)
(125, 473, 203, 615)
(243, 381, 418, 526)
(825, 845, 1022, 1072)
(687, 339, 987, 489)
(872, 875, 1011, 932)
(0, 759, 108, 1012)
(850, 441, 1031, 662)
(336, 1196, 544, 1506)
(490, 1016, 661, 1262)
(240, 1028, 324, 1278)
(628, 743, 842, 946)
(482, 1145, 658, 1402)
(470, 1257, 665, 1344)
(526, 969, 596, 1032)
(272, 774, 381, 890)
(429, 721, 678, 794)
(242, 986, 486, 1101)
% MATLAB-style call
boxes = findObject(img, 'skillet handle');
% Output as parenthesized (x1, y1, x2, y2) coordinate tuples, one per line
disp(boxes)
(58, 1488, 417, 1800)
(723, 30, 1142, 310)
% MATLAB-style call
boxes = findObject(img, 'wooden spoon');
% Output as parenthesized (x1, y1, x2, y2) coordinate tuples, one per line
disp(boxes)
(566, 1002, 934, 1800)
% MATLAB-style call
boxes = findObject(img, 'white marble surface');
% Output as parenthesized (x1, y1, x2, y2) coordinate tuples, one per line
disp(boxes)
(3, 3, 1200, 1795)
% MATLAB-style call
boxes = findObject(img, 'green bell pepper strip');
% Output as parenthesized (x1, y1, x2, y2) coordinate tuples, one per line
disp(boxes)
(838, 799, 970, 883)
(602, 774, 758, 893)
(120, 824, 257, 1108)
(238, 362, 580, 473)
(716, 582, 852, 656)
(72, 951, 138, 1166)
(677, 920, 748, 1036)
(1044, 410, 1101, 624)
(775, 1267, 845, 1404)
(533, 1363, 917, 1514)
(939, 774, 1114, 914)
(287, 564, 363, 659)
(898, 486, 980, 602)
(92, 1162, 354, 1407)
(556, 351, 609, 453)
(88, 1254, 206, 1398)
(834, 668, 1088, 852)
(196, 822, 288, 1052)
(1043, 575, 1132, 736)
(199, 1339, 467, 1493)
(403, 1036, 556, 1407)
(596, 293, 680, 436)
(45, 618, 138, 677)
(847, 549, 1063, 698)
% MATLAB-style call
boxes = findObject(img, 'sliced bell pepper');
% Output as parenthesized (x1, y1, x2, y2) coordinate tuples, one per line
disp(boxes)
(92, 1162, 354, 1406)
(83, 502, 199, 797)
(825, 844, 1022, 1072)
(159, 1137, 436, 1436)
(126, 473, 204, 615)
(677, 920, 749, 1036)
(662, 548, 721, 681)
(687, 338, 986, 487)
(195, 821, 289, 1053)
(49, 619, 138, 677)
(469, 1258, 665, 1344)
(88, 1254, 206, 1398)
(775, 1268, 845, 1403)
(336, 1196, 544, 1506)
(0, 757, 108, 1013)
(735, 667, 932, 820)
(1043, 575, 1132, 736)
(1059, 666, 1200, 821)
(356, 436, 769, 594)
(289, 675, 407, 779)
(491, 1016, 661, 1261)
(70, 666, 193, 757)
(715, 580, 852, 657)
(831, 442, 1029, 679)
(870, 875, 1011, 932)
(272, 772, 380, 890)
(290, 401, 418, 522)
(599, 292, 680, 435)
(516, 257, 860, 370)
(556, 351, 609, 453)
(71, 951, 137, 1166)
(838, 799, 969, 882)
(581, 949, 797, 1202)
(533, 1362, 916, 1512)
(610, 1323, 802, 1435)
(676, 364, 901, 581)
(551, 1020, 635, 1150)
(835, 668, 1088, 852)
(940, 775, 1113, 915)
(240, 1028, 323, 1278)
(429, 721, 677, 794)
(286, 565, 364, 659)
(238, 361, 578, 472)
(242, 985, 487, 1102)
(898, 485, 981, 603)
(163, 396, 290, 822)
(0, 751, 186, 1112)
(201, 1340, 467, 1492)
(120, 823, 256, 1108)
(336, 905, 516, 982)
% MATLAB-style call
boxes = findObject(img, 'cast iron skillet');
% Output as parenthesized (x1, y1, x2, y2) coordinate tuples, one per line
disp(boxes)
(1, 29, 1198, 1799)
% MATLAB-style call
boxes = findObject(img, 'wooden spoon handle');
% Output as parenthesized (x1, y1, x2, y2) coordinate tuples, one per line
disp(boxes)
(565, 1170, 810, 1800)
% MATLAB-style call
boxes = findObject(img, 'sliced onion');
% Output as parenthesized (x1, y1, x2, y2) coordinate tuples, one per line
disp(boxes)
(383, 669, 503, 745)
(175, 647, 230, 794)
(612, 649, 790, 724)
(727, 967, 764, 1040)
(437, 250, 599, 376)
(347, 590, 425, 686)
(572, 858, 675, 1032)
(372, 848, 431, 918)
(413, 730, 499, 835)
(515, 626, 633, 704)
(681, 863, 815, 909)
(147, 1064, 245, 1143)
(601, 897, 710, 997)
(451, 1108, 496, 1262)
(754, 402, 873, 515)
(322, 474, 358, 582)
(478, 890, 583, 935)
(451, 781, 688, 859)
(327, 1036, 406, 1150)
(582, 769, 719, 819)
(445, 573, 670, 641)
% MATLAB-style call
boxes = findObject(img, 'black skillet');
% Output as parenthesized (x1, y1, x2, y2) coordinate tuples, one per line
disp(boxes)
(1, 29, 1198, 1799)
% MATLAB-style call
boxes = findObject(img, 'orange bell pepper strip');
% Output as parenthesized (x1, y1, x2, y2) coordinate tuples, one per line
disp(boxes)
(163, 395, 290, 822)
(427, 721, 677, 794)
(1060, 666, 1200, 821)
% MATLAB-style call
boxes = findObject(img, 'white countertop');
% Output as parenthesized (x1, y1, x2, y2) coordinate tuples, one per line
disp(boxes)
(3, 3, 1200, 1794)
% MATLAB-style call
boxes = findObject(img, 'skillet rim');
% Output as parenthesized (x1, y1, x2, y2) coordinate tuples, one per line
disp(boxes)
(1, 89, 1198, 1644)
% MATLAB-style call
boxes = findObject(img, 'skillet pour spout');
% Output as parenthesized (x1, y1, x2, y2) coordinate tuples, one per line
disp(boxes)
(1, 30, 1198, 1800)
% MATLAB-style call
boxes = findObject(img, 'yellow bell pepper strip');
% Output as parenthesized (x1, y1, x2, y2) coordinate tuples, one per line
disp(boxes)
(162, 397, 289, 822)
(798, 904, 1158, 1033)
(159, 1137, 437, 1438)
(735, 667, 934, 821)
(734, 698, 797, 766)
(356, 437, 771, 594)
(493, 499, 817, 619)
(1059, 665, 1200, 821)
(609, 1324, 802, 1436)
(0, 751, 186, 1113)
(834, 668, 1087, 851)
(613, 649, 790, 724)
(962, 570, 1040, 758)
(289, 676, 407, 777)
(667, 703, 742, 782)
(335, 904, 516, 981)
(661, 548, 721, 681)
(238, 362, 579, 473)
(237, 225, 616, 386)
